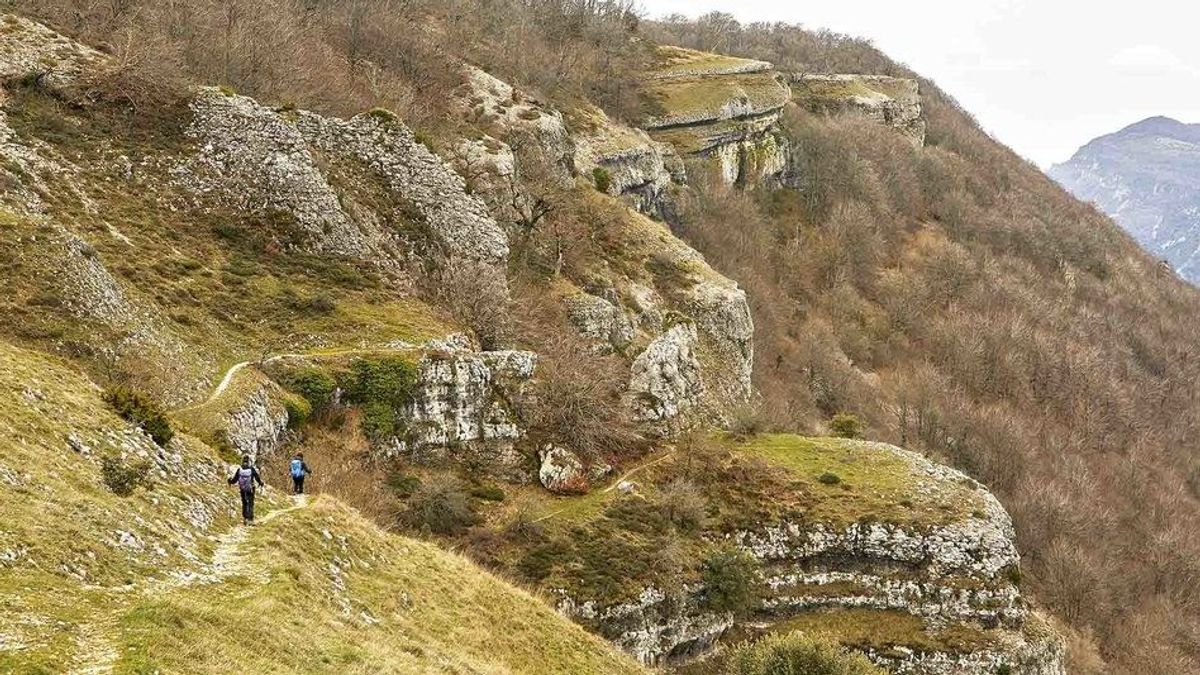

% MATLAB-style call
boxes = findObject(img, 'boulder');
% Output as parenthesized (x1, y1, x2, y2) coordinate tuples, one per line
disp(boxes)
(392, 346, 537, 482)
(628, 322, 705, 428)
(538, 445, 588, 494)
(565, 292, 637, 354)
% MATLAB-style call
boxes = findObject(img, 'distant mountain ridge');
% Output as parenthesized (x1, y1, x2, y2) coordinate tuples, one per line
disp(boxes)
(1050, 116, 1200, 281)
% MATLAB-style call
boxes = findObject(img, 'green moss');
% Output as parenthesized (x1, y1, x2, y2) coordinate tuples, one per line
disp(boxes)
(592, 166, 612, 193)
(641, 71, 790, 127)
(648, 46, 768, 79)
(727, 632, 884, 675)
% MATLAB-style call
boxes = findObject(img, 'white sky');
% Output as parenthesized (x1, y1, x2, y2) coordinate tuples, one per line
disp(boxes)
(640, 0, 1200, 168)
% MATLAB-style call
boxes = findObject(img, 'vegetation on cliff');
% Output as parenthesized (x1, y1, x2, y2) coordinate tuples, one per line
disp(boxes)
(7, 2, 1200, 673)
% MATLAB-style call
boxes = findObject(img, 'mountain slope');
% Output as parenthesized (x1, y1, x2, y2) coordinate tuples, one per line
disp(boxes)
(1050, 116, 1200, 281)
(7, 4, 1200, 674)
(647, 16, 1200, 675)
(0, 339, 644, 675)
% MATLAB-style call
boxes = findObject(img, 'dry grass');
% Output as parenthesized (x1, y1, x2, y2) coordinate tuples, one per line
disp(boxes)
(115, 498, 646, 675)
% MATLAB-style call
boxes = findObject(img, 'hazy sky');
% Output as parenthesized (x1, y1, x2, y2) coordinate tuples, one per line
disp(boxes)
(640, 0, 1200, 168)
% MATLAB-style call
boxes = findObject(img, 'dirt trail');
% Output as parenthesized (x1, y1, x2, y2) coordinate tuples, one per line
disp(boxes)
(601, 451, 675, 493)
(68, 495, 309, 674)
(201, 347, 408, 404)
(533, 450, 676, 523)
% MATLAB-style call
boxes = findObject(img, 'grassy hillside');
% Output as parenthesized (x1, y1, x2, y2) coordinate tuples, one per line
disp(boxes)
(0, 340, 644, 674)
(117, 498, 644, 675)
(9, 2, 1200, 672)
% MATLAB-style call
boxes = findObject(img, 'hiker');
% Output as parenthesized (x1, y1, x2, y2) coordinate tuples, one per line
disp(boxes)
(289, 452, 312, 495)
(228, 455, 265, 525)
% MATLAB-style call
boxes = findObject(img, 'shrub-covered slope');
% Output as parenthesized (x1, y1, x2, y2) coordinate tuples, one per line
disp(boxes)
(647, 17, 1200, 674)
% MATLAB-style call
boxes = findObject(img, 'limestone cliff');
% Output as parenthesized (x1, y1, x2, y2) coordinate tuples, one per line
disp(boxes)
(641, 46, 793, 187)
(546, 437, 1064, 675)
(181, 89, 509, 276)
(789, 74, 926, 147)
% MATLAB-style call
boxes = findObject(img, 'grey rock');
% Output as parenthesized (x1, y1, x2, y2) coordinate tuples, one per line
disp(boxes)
(389, 347, 537, 481)
(538, 445, 587, 494)
(565, 292, 636, 354)
(180, 90, 508, 276)
(222, 381, 290, 461)
(628, 322, 705, 428)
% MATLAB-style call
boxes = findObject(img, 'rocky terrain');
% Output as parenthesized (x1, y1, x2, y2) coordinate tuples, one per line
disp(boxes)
(1050, 116, 1200, 282)
(15, 5, 1197, 673)
(540, 435, 1062, 673)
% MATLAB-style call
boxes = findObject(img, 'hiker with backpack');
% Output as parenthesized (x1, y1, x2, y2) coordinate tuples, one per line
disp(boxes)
(289, 452, 312, 495)
(228, 455, 265, 525)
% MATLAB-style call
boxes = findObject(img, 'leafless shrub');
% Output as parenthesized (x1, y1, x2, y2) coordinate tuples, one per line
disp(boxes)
(427, 258, 512, 350)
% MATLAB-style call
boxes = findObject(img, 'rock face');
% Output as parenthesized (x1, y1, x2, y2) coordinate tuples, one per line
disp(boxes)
(558, 587, 734, 664)
(181, 89, 508, 276)
(538, 445, 589, 493)
(790, 74, 926, 147)
(556, 441, 1064, 675)
(637, 50, 928, 189)
(173, 370, 291, 461)
(572, 108, 681, 219)
(0, 26, 209, 404)
(565, 291, 637, 354)
(456, 66, 574, 180)
(218, 379, 291, 461)
(627, 322, 705, 428)
(641, 46, 793, 187)
(0, 14, 106, 95)
(1050, 116, 1200, 283)
(390, 345, 537, 481)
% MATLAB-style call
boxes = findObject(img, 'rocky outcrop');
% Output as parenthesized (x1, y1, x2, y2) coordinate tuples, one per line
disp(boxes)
(686, 280, 755, 408)
(565, 291, 637, 354)
(174, 370, 291, 461)
(390, 345, 537, 481)
(220, 381, 290, 461)
(558, 587, 734, 665)
(571, 107, 680, 219)
(627, 322, 705, 429)
(179, 90, 508, 275)
(860, 615, 1066, 675)
(455, 65, 573, 180)
(790, 74, 926, 147)
(641, 46, 792, 187)
(0, 14, 106, 95)
(554, 440, 1064, 674)
(538, 445, 587, 493)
